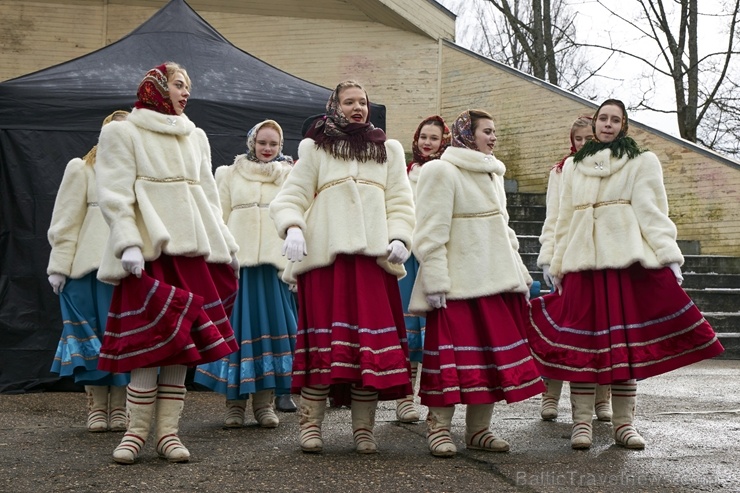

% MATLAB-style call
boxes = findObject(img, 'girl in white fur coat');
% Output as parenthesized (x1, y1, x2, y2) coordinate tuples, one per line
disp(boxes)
(410, 109, 545, 458)
(270, 80, 414, 454)
(395, 115, 451, 424)
(527, 99, 723, 450)
(536, 115, 613, 424)
(95, 63, 240, 464)
(195, 120, 298, 429)
(47, 110, 130, 433)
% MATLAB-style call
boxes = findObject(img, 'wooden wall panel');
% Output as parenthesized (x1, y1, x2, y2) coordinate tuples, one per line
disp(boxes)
(205, 14, 440, 142)
(0, 1, 105, 79)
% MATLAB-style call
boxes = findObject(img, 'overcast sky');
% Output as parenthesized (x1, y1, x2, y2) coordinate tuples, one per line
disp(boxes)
(435, 0, 735, 138)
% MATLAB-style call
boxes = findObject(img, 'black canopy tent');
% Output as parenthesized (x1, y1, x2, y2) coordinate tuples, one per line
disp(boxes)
(0, 0, 386, 393)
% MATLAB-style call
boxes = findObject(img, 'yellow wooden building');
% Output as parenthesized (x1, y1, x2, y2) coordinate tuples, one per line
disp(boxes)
(1, 0, 738, 255)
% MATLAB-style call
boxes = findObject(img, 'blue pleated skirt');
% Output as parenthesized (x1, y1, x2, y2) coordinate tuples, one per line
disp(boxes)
(50, 271, 129, 386)
(194, 264, 297, 399)
(398, 254, 426, 363)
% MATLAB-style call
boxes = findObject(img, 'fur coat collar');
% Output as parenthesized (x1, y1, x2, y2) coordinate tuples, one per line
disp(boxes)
(126, 107, 196, 136)
(440, 146, 505, 176)
(233, 154, 286, 183)
(574, 148, 630, 178)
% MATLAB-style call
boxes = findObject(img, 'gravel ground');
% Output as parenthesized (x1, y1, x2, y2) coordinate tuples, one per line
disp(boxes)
(0, 359, 738, 493)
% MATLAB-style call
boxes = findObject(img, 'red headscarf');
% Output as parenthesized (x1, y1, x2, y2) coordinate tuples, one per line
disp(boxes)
(408, 115, 451, 173)
(304, 82, 387, 163)
(134, 64, 176, 115)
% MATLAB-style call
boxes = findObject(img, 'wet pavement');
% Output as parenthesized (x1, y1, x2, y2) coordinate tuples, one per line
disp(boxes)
(0, 359, 738, 493)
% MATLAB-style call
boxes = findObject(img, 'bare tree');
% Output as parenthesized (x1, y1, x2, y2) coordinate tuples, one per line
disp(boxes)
(454, 0, 615, 96)
(586, 0, 740, 154)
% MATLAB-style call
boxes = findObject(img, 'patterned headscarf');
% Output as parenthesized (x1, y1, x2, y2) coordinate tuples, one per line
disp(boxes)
(553, 115, 592, 173)
(134, 64, 176, 115)
(409, 115, 451, 172)
(451, 110, 478, 150)
(574, 99, 644, 162)
(84, 110, 130, 166)
(304, 82, 387, 163)
(245, 120, 293, 164)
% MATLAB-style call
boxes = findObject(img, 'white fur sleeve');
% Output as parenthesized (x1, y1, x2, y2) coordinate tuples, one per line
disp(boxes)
(96, 123, 144, 258)
(549, 160, 574, 277)
(537, 167, 562, 267)
(631, 152, 683, 265)
(412, 160, 453, 294)
(47, 158, 88, 276)
(269, 139, 319, 238)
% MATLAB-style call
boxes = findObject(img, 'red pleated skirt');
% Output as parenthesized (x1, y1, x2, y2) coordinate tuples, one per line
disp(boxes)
(420, 292, 546, 407)
(98, 255, 238, 373)
(527, 264, 724, 384)
(291, 254, 412, 402)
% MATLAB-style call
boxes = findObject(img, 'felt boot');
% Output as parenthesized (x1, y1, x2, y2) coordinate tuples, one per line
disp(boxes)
(570, 383, 596, 449)
(85, 385, 109, 432)
(253, 390, 279, 428)
(112, 386, 156, 464)
(612, 381, 645, 449)
(224, 399, 247, 428)
(395, 362, 420, 422)
(351, 386, 378, 454)
(465, 404, 509, 452)
(155, 384, 190, 463)
(108, 385, 128, 432)
(426, 406, 456, 457)
(540, 378, 564, 421)
(299, 386, 329, 453)
(595, 384, 613, 422)
(395, 396, 420, 423)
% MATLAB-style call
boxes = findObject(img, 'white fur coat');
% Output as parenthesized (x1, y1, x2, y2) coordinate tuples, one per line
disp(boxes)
(537, 166, 562, 267)
(95, 108, 238, 284)
(409, 146, 532, 313)
(215, 155, 291, 273)
(47, 158, 109, 278)
(550, 149, 683, 277)
(269, 138, 414, 284)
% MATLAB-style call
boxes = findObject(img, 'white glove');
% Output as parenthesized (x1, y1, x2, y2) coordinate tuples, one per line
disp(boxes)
(386, 240, 410, 264)
(230, 254, 240, 279)
(668, 262, 683, 285)
(426, 292, 447, 309)
(288, 283, 298, 293)
(48, 274, 66, 295)
(121, 246, 145, 278)
(542, 264, 553, 288)
(282, 227, 307, 262)
(553, 275, 563, 295)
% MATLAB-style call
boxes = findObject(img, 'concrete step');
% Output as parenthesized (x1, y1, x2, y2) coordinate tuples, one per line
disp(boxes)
(715, 333, 740, 359)
(507, 204, 546, 222)
(710, 317, 739, 358)
(506, 192, 546, 207)
(510, 221, 543, 236)
(682, 255, 740, 274)
(682, 273, 740, 289)
(705, 312, 740, 333)
(518, 235, 541, 254)
(685, 289, 740, 313)
(520, 252, 740, 277)
(678, 240, 701, 255)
